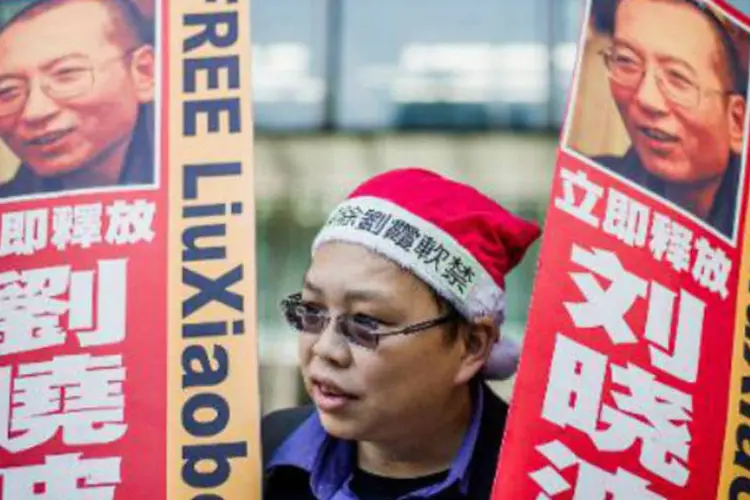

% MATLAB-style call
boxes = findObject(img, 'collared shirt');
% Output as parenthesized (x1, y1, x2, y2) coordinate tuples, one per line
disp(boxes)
(593, 148, 740, 238)
(267, 384, 485, 500)
(0, 103, 154, 199)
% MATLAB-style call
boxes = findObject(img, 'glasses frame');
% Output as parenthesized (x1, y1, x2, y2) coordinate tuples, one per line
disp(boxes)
(599, 48, 735, 109)
(280, 291, 458, 349)
(0, 46, 143, 118)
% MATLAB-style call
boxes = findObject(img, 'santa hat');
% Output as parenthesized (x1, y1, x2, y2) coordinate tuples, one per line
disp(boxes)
(311, 167, 541, 380)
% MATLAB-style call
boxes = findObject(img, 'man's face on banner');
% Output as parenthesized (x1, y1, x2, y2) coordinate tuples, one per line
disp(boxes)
(0, 0, 154, 178)
(609, 0, 746, 186)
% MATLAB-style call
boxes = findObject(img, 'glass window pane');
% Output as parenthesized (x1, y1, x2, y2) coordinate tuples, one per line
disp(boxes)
(252, 0, 328, 130)
(731, 0, 750, 16)
(552, 0, 586, 126)
(336, 0, 550, 130)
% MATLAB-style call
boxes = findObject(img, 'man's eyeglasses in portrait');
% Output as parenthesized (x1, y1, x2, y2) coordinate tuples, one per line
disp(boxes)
(600, 45, 735, 109)
(280, 292, 458, 350)
(0, 47, 141, 118)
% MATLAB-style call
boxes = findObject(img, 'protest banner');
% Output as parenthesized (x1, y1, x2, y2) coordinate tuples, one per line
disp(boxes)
(491, 0, 750, 498)
(0, 1, 260, 498)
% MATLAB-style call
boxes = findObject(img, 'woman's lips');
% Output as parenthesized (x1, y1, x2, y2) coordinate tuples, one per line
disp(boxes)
(310, 377, 358, 412)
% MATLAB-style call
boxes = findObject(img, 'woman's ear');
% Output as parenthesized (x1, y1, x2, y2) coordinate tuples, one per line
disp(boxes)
(453, 317, 498, 385)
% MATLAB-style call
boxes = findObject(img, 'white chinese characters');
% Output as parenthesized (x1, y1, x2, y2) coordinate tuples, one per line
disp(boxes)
(649, 213, 693, 273)
(0, 354, 127, 453)
(0, 453, 122, 499)
(0, 209, 47, 257)
(603, 187, 650, 248)
(0, 260, 127, 356)
(531, 439, 665, 499)
(0, 258, 130, 500)
(0, 199, 156, 256)
(541, 334, 693, 494)
(564, 244, 705, 383)
(564, 245, 648, 344)
(533, 241, 709, 497)
(692, 237, 731, 299)
(105, 200, 156, 245)
(554, 167, 733, 299)
(52, 204, 104, 250)
(554, 168, 604, 229)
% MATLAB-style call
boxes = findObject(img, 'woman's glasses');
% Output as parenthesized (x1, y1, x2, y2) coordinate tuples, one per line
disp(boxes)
(280, 292, 457, 350)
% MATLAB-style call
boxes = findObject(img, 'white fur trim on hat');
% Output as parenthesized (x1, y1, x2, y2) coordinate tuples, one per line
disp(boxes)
(312, 196, 507, 325)
(484, 337, 520, 380)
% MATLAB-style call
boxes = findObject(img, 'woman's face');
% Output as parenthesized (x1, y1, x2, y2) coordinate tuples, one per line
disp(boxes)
(298, 242, 471, 443)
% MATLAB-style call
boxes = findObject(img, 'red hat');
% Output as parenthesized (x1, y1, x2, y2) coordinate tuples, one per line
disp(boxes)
(312, 168, 541, 379)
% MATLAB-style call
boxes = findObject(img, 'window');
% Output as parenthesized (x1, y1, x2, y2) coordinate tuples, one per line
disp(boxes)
(252, 0, 329, 130)
(336, 0, 550, 130)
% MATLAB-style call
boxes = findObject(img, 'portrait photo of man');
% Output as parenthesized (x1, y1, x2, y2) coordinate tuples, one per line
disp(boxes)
(0, 0, 156, 199)
(565, 0, 749, 239)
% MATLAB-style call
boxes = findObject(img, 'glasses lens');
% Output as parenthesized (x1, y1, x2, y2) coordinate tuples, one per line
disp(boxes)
(605, 47, 701, 108)
(658, 65, 699, 108)
(47, 65, 93, 99)
(339, 317, 380, 349)
(283, 301, 327, 333)
(0, 78, 26, 117)
(607, 48, 644, 86)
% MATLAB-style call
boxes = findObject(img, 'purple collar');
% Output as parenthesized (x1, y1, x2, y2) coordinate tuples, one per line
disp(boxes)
(268, 383, 484, 499)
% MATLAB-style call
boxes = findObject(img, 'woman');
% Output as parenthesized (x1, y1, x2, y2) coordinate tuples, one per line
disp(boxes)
(262, 167, 540, 499)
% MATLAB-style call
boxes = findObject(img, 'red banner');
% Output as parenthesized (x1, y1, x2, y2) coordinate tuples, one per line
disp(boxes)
(0, 0, 260, 498)
(493, 0, 750, 498)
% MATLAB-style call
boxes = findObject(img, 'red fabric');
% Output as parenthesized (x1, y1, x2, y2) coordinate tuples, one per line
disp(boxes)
(347, 168, 542, 289)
